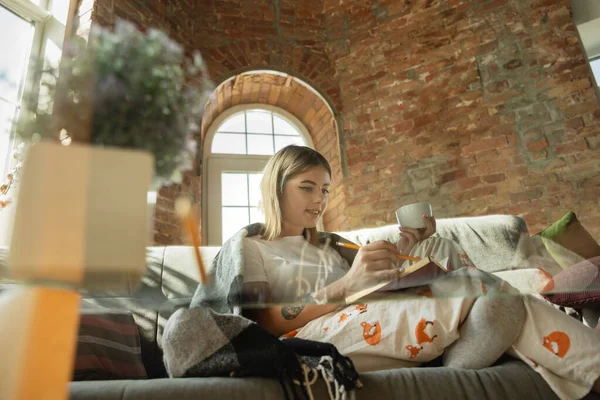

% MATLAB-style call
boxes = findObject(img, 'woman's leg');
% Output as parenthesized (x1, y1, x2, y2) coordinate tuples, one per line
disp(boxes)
(410, 237, 526, 369)
(292, 294, 474, 372)
(443, 294, 525, 369)
(509, 295, 600, 399)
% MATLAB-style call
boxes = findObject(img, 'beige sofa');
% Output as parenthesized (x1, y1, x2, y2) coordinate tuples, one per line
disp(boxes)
(65, 214, 600, 399)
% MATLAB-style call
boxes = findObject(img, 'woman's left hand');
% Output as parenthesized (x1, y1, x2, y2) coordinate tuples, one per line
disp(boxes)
(397, 215, 437, 255)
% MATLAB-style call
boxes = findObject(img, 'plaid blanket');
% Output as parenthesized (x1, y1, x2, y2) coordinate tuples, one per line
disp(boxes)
(162, 224, 362, 400)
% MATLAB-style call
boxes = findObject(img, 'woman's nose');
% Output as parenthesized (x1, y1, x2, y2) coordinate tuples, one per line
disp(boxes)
(314, 191, 326, 204)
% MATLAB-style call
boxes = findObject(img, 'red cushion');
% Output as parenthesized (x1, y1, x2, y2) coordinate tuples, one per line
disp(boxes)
(541, 257, 600, 308)
(73, 311, 147, 381)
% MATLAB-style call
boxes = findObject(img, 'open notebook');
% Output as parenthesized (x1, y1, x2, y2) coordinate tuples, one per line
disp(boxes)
(345, 256, 449, 304)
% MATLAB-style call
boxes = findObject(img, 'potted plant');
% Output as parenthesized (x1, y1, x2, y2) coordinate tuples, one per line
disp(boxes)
(7, 19, 212, 289)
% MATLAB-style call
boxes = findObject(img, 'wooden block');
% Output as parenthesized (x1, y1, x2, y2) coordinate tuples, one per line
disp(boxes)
(8, 141, 153, 291)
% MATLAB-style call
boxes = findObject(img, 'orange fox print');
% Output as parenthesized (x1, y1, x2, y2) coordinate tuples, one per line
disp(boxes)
(338, 303, 368, 324)
(459, 253, 475, 269)
(415, 318, 437, 344)
(538, 267, 555, 292)
(404, 318, 438, 360)
(282, 329, 298, 338)
(405, 345, 421, 359)
(361, 321, 382, 346)
(543, 331, 571, 358)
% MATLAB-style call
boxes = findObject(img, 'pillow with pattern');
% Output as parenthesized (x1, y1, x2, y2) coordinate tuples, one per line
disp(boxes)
(74, 310, 147, 381)
(540, 256, 600, 308)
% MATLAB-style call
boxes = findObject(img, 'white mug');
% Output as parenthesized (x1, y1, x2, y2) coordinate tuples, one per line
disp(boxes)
(395, 203, 433, 229)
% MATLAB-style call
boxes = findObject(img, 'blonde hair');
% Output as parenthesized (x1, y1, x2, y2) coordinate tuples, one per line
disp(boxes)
(260, 145, 332, 245)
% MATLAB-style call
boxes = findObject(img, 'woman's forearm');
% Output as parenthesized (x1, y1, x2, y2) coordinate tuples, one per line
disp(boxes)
(254, 277, 348, 337)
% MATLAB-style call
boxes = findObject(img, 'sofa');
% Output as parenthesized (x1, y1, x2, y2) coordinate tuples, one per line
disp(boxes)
(63, 214, 597, 399)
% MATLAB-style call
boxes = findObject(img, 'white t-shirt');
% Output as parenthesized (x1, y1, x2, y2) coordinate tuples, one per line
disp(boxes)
(243, 235, 350, 303)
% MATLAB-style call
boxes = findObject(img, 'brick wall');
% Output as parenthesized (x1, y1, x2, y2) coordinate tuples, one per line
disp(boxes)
(90, 0, 600, 242)
(90, 0, 344, 243)
(323, 0, 600, 238)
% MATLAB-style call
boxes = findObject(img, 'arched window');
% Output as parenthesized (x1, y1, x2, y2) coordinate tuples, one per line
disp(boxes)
(203, 105, 312, 245)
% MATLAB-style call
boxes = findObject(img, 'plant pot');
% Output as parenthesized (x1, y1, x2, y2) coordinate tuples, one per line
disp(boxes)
(8, 140, 154, 292)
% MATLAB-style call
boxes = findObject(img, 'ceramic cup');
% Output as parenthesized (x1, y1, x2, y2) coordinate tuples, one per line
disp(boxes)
(395, 202, 433, 229)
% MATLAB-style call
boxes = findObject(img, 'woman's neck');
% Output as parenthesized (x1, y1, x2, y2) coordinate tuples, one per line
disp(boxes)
(279, 222, 305, 238)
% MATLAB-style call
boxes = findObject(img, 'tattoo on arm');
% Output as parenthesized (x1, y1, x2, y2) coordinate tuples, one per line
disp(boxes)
(281, 294, 314, 320)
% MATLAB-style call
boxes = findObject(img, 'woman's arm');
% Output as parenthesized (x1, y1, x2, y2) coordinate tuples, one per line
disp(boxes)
(243, 240, 403, 337)
(242, 279, 346, 337)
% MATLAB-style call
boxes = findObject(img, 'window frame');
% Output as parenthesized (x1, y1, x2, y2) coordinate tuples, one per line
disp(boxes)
(0, 0, 71, 246)
(0, 0, 50, 171)
(202, 104, 314, 245)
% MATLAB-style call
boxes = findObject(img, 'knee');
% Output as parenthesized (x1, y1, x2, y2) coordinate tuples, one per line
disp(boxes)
(473, 294, 526, 331)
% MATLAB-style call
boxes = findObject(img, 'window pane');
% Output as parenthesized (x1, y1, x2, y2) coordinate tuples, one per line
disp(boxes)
(52, 0, 70, 25)
(248, 173, 262, 207)
(246, 110, 272, 134)
(591, 58, 600, 87)
(212, 133, 246, 154)
(274, 135, 306, 152)
(0, 100, 15, 172)
(221, 173, 248, 206)
(247, 134, 274, 155)
(217, 112, 245, 133)
(274, 115, 300, 136)
(0, 7, 34, 103)
(250, 207, 264, 224)
(222, 207, 249, 243)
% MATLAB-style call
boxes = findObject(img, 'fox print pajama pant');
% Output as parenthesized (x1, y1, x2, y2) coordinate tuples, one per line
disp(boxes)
(286, 237, 600, 400)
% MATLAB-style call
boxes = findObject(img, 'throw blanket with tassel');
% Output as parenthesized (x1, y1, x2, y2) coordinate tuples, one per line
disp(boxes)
(162, 223, 362, 400)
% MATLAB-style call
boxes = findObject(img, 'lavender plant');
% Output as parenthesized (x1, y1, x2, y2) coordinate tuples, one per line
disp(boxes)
(19, 19, 212, 185)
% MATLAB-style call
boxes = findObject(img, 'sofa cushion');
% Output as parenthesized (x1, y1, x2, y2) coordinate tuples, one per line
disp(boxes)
(74, 311, 147, 381)
(540, 256, 600, 308)
(537, 211, 600, 267)
(80, 247, 170, 379)
(336, 215, 528, 273)
(493, 268, 551, 295)
(160, 246, 220, 300)
(69, 358, 559, 400)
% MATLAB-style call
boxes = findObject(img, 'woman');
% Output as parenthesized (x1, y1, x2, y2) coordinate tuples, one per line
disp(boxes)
(241, 145, 600, 399)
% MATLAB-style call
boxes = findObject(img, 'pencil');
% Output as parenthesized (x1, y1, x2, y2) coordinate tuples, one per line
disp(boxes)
(175, 197, 208, 285)
(335, 241, 421, 262)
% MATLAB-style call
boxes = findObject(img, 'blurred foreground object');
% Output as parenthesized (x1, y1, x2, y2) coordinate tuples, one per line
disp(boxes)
(8, 141, 153, 290)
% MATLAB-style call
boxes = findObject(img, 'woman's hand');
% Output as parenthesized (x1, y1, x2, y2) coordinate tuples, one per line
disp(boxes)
(341, 240, 404, 293)
(397, 215, 436, 255)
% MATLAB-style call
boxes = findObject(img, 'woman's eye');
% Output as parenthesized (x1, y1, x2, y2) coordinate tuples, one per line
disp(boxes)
(322, 189, 330, 195)
(300, 187, 312, 192)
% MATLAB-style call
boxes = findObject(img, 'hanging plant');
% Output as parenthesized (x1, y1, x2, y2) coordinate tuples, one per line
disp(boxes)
(18, 19, 213, 186)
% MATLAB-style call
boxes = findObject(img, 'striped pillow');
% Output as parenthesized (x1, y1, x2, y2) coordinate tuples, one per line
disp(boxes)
(74, 311, 147, 380)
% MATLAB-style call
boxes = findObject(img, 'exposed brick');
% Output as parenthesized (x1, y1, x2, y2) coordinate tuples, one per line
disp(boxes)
(462, 136, 508, 155)
(482, 173, 506, 184)
(510, 188, 543, 203)
(439, 169, 467, 184)
(554, 139, 588, 155)
(454, 186, 497, 202)
(526, 137, 549, 152)
(586, 134, 600, 149)
(92, 0, 600, 242)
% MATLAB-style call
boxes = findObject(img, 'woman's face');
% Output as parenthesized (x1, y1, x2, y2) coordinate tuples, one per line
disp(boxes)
(279, 165, 331, 237)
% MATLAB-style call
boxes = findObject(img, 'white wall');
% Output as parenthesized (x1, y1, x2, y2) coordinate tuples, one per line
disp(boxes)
(570, 0, 600, 103)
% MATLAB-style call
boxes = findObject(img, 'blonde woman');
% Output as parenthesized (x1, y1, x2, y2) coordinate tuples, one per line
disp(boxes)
(241, 145, 600, 399)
